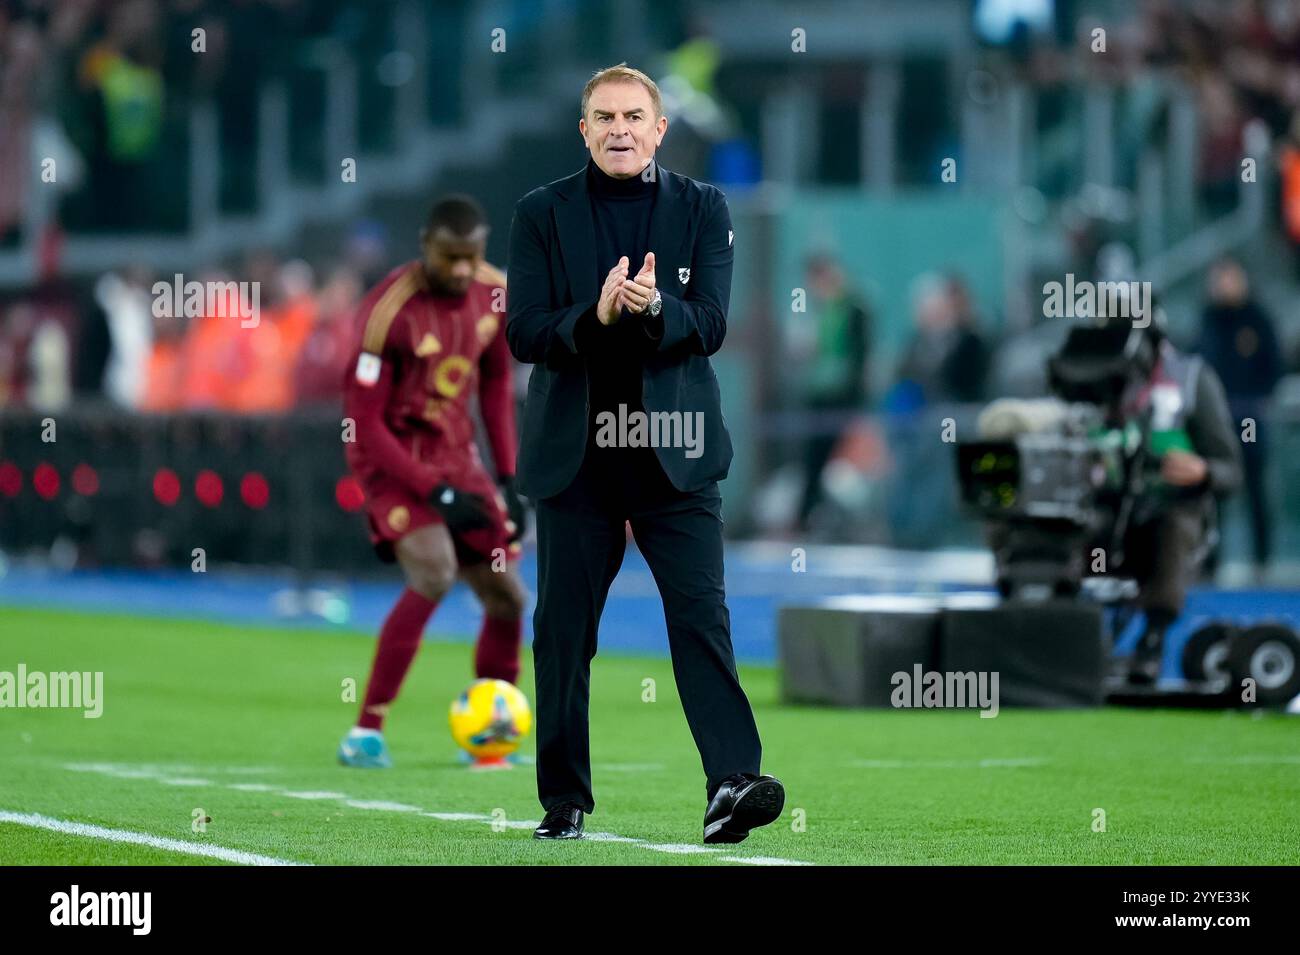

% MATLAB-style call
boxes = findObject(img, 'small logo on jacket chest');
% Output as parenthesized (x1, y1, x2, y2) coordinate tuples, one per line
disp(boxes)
(678, 267, 691, 285)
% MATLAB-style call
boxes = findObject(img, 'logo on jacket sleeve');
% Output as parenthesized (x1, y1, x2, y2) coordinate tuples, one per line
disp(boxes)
(356, 352, 382, 386)
(678, 267, 691, 285)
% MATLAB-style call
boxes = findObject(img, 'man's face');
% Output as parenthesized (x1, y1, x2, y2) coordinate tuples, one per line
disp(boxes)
(807, 263, 841, 302)
(421, 226, 487, 296)
(1209, 261, 1248, 306)
(580, 80, 667, 179)
(915, 288, 953, 332)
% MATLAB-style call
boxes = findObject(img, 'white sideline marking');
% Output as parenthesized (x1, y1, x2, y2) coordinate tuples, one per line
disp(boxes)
(58, 763, 813, 865)
(64, 762, 279, 777)
(583, 831, 642, 843)
(0, 810, 308, 866)
(848, 757, 1047, 769)
(636, 843, 720, 854)
(64, 763, 156, 780)
(64, 762, 140, 774)
(718, 856, 815, 866)
(157, 777, 212, 787)
(282, 790, 348, 800)
(223, 767, 282, 775)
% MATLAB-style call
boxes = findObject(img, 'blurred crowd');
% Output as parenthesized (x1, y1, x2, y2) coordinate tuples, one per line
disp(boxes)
(3, 0, 1300, 563)
(0, 0, 375, 240)
(779, 244, 1293, 564)
(1006, 0, 1300, 263)
(0, 247, 369, 413)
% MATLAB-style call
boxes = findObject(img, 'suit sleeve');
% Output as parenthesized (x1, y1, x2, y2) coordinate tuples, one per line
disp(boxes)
(642, 189, 733, 357)
(505, 199, 597, 363)
(342, 308, 440, 498)
(478, 315, 518, 480)
(1188, 363, 1243, 498)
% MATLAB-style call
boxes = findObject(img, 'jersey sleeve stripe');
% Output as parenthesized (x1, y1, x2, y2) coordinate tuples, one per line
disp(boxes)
(474, 261, 507, 288)
(362, 269, 420, 355)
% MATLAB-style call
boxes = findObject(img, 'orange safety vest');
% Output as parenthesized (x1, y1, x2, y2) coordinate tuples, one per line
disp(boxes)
(1281, 145, 1300, 244)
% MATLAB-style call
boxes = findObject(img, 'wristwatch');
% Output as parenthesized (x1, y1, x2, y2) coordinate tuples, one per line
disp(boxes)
(646, 288, 662, 317)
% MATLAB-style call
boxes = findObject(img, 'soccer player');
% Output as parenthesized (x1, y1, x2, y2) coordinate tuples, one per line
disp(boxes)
(337, 194, 527, 768)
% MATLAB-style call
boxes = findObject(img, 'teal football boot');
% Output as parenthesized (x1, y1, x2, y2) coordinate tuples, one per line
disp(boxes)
(337, 727, 392, 768)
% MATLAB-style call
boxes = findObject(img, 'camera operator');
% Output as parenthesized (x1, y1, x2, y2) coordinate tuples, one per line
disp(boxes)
(1110, 307, 1242, 684)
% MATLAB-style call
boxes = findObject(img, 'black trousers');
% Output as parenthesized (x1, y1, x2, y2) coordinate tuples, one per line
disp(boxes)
(1123, 499, 1208, 619)
(797, 431, 839, 529)
(796, 394, 857, 529)
(532, 445, 762, 814)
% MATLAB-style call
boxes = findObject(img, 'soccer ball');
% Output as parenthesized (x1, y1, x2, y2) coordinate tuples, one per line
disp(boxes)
(449, 678, 532, 761)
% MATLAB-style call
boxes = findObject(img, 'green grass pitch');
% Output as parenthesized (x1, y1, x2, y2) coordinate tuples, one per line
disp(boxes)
(1, 606, 1296, 865)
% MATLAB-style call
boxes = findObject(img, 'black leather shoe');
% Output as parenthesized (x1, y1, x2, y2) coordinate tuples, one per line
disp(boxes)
(534, 803, 584, 840)
(1128, 627, 1165, 685)
(704, 773, 785, 844)
(1127, 655, 1161, 685)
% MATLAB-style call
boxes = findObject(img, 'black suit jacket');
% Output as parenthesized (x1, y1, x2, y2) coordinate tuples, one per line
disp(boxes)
(505, 160, 736, 500)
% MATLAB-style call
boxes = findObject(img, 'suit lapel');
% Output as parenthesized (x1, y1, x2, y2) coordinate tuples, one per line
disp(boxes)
(644, 161, 678, 281)
(555, 159, 682, 305)
(555, 167, 598, 305)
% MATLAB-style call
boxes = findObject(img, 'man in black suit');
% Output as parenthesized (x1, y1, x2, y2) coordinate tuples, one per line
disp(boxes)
(506, 64, 783, 844)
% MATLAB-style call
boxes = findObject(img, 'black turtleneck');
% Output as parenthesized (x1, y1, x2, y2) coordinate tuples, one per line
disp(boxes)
(579, 156, 658, 450)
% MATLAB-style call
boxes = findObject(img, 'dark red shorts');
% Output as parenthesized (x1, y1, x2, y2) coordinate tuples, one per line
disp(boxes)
(359, 463, 520, 567)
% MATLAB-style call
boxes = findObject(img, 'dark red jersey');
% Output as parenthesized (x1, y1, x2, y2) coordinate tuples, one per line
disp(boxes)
(343, 261, 516, 498)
